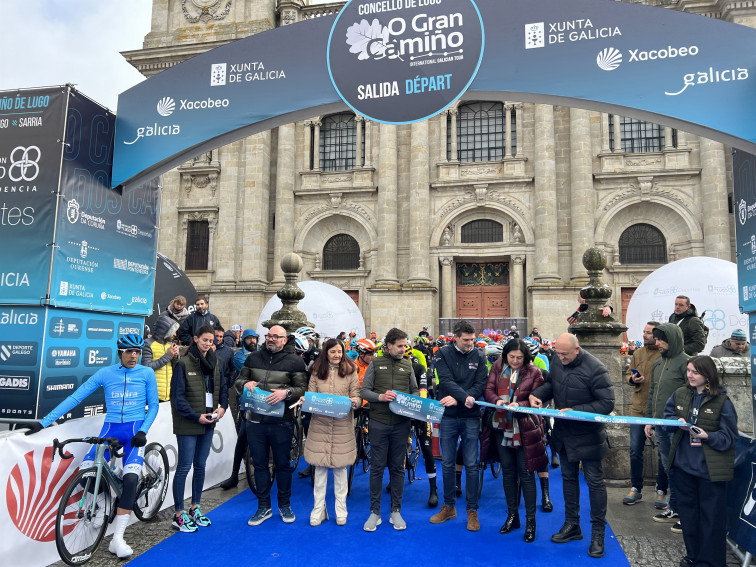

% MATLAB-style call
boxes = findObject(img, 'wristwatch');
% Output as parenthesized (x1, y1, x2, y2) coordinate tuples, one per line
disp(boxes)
(286, 389, 292, 400)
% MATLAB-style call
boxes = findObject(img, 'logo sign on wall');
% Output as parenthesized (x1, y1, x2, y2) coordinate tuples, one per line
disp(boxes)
(734, 149, 756, 312)
(0, 88, 66, 304)
(327, 0, 484, 124)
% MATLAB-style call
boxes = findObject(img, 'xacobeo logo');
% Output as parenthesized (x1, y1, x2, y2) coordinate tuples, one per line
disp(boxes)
(155, 96, 229, 116)
(156, 97, 175, 116)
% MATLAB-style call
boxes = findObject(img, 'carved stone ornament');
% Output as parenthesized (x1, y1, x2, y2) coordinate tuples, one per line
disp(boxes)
(182, 0, 232, 23)
(442, 225, 453, 246)
(511, 222, 523, 243)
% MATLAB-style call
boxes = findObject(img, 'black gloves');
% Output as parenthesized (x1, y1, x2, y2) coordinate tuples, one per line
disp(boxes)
(24, 422, 44, 435)
(130, 431, 147, 447)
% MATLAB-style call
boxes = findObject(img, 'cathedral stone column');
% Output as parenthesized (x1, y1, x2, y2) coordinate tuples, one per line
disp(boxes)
(700, 137, 732, 260)
(272, 123, 296, 283)
(408, 120, 431, 286)
(510, 256, 525, 317)
(373, 124, 399, 286)
(569, 108, 595, 282)
(240, 132, 270, 286)
(533, 104, 560, 282)
(440, 256, 454, 318)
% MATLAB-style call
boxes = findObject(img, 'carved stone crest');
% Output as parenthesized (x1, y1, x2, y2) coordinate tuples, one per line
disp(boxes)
(181, 0, 232, 23)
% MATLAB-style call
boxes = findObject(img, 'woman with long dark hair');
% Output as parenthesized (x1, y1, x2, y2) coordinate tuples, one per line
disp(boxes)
(665, 355, 737, 567)
(303, 338, 361, 526)
(484, 338, 548, 543)
(170, 324, 228, 532)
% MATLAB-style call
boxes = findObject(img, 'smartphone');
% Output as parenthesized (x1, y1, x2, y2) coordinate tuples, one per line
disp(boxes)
(630, 369, 639, 376)
(689, 425, 703, 435)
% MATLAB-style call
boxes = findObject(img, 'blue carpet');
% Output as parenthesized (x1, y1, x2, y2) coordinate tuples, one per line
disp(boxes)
(130, 455, 630, 567)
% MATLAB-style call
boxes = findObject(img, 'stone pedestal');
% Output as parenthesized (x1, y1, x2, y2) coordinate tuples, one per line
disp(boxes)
(262, 253, 313, 334)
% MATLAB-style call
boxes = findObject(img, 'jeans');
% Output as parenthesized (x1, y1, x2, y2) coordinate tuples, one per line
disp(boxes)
(496, 431, 536, 519)
(655, 426, 676, 511)
(173, 428, 214, 512)
(560, 450, 607, 531)
(246, 420, 294, 509)
(629, 424, 647, 490)
(440, 416, 480, 511)
(368, 419, 410, 514)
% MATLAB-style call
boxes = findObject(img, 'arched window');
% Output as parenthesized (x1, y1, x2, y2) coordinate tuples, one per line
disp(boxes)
(323, 234, 360, 270)
(609, 116, 675, 153)
(619, 223, 667, 264)
(461, 220, 503, 243)
(454, 102, 516, 162)
(319, 113, 364, 171)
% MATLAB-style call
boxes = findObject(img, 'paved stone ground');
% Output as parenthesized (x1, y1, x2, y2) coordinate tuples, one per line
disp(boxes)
(50, 479, 749, 566)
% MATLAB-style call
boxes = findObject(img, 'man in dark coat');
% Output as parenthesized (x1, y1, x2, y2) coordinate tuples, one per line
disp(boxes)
(530, 333, 614, 559)
(178, 296, 220, 345)
(668, 295, 706, 356)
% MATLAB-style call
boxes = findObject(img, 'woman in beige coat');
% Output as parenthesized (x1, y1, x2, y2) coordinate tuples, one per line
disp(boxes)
(303, 337, 361, 526)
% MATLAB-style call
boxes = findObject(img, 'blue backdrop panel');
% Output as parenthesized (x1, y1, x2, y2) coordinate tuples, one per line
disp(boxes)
(36, 308, 144, 420)
(0, 306, 45, 420)
(112, 0, 756, 189)
(51, 89, 158, 315)
(727, 435, 756, 557)
(0, 88, 66, 304)
(735, 149, 756, 312)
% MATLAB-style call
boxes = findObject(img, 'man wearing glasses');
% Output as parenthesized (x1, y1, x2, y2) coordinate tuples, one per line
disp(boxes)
(237, 324, 307, 526)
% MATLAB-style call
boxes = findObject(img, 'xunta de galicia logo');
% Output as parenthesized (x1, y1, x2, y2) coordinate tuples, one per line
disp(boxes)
(327, 0, 485, 124)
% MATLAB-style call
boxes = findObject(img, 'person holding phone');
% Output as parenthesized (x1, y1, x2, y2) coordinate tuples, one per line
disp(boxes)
(664, 355, 737, 567)
(170, 325, 229, 532)
(622, 322, 661, 506)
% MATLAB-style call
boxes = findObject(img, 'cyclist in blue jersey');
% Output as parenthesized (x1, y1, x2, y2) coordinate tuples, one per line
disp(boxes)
(26, 333, 159, 559)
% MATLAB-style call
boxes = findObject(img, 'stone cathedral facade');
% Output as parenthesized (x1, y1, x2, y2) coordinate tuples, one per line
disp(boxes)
(123, 0, 747, 338)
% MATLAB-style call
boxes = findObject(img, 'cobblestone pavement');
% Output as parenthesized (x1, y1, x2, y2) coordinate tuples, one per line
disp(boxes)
(50, 479, 749, 566)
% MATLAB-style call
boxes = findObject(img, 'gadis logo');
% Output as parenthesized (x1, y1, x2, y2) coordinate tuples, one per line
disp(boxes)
(7, 445, 79, 542)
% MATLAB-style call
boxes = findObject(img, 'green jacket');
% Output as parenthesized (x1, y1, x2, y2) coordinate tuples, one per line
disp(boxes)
(171, 351, 222, 436)
(646, 323, 688, 419)
(360, 356, 419, 426)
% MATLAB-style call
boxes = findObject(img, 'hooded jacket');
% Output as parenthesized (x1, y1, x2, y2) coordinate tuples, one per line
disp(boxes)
(142, 315, 180, 401)
(626, 344, 661, 417)
(668, 304, 706, 356)
(710, 339, 750, 358)
(646, 323, 688, 419)
(233, 329, 258, 371)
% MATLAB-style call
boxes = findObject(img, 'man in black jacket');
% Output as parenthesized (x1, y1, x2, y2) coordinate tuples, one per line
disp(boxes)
(429, 320, 488, 532)
(236, 325, 307, 526)
(178, 296, 220, 345)
(669, 295, 706, 356)
(530, 333, 614, 559)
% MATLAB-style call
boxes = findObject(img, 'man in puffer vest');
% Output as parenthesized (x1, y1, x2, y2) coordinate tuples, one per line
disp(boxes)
(142, 315, 180, 401)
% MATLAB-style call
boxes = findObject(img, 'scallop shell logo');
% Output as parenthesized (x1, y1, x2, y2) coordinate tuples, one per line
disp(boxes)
(596, 47, 622, 71)
(156, 97, 175, 117)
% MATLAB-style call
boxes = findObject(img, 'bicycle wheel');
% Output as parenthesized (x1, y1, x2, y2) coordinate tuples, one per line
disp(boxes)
(406, 429, 420, 483)
(133, 443, 169, 521)
(55, 468, 113, 566)
(243, 447, 257, 495)
(361, 432, 371, 473)
(290, 419, 303, 471)
(347, 462, 356, 496)
(478, 464, 485, 498)
(491, 460, 502, 478)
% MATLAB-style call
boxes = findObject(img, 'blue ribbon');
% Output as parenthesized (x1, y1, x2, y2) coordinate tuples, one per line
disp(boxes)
(475, 400, 686, 428)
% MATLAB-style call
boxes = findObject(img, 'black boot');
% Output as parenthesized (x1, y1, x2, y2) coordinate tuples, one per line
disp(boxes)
(427, 476, 438, 507)
(550, 451, 560, 468)
(499, 511, 520, 534)
(540, 476, 553, 513)
(219, 474, 239, 490)
(298, 464, 313, 478)
(551, 522, 583, 543)
(588, 531, 605, 558)
(455, 470, 462, 497)
(524, 517, 536, 543)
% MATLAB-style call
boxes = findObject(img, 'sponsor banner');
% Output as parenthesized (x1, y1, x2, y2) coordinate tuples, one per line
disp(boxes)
(734, 149, 756, 312)
(241, 387, 285, 417)
(303, 391, 352, 419)
(0, 87, 66, 304)
(113, 0, 756, 189)
(751, 313, 756, 422)
(327, 0, 484, 124)
(51, 92, 158, 315)
(726, 434, 756, 557)
(476, 400, 687, 427)
(36, 308, 144, 420)
(0, 401, 235, 567)
(0, 306, 45, 420)
(389, 390, 445, 423)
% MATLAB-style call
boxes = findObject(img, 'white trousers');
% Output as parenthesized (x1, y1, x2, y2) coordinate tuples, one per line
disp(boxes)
(312, 466, 348, 521)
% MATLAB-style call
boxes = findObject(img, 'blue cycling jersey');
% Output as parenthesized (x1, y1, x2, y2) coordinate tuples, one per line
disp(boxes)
(40, 363, 159, 431)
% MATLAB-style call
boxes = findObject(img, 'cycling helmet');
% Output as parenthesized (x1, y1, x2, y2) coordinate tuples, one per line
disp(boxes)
(634, 340, 643, 348)
(485, 343, 503, 358)
(436, 336, 445, 347)
(355, 338, 377, 355)
(476, 340, 488, 349)
(620, 342, 629, 355)
(117, 333, 145, 350)
(296, 326, 316, 340)
(417, 336, 430, 346)
(349, 331, 357, 338)
(522, 337, 539, 357)
(292, 332, 309, 354)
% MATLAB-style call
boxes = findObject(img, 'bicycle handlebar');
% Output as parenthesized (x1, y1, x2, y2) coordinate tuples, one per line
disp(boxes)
(51, 437, 124, 462)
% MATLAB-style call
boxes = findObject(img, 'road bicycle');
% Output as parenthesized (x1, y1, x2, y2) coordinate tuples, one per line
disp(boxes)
(52, 436, 168, 566)
(405, 421, 424, 483)
(347, 406, 370, 495)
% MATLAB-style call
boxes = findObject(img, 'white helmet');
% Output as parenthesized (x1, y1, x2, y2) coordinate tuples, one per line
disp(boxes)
(292, 332, 309, 354)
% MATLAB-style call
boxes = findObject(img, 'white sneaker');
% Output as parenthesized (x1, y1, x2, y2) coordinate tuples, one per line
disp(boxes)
(363, 512, 382, 532)
(389, 510, 406, 530)
(108, 537, 133, 558)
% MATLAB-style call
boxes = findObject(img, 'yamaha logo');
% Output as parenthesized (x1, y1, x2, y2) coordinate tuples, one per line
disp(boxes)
(156, 97, 175, 117)
(7, 446, 78, 542)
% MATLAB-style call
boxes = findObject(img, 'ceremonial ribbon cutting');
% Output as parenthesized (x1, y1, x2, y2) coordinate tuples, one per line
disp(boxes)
(475, 400, 689, 429)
